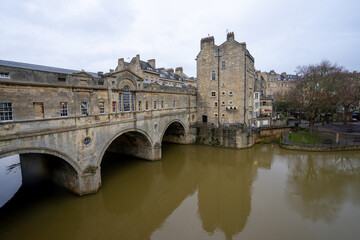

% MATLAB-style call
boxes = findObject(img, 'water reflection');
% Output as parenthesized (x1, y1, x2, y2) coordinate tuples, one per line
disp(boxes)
(0, 145, 360, 240)
(196, 147, 256, 240)
(286, 151, 360, 223)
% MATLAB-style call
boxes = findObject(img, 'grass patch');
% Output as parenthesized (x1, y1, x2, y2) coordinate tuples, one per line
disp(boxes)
(288, 132, 323, 144)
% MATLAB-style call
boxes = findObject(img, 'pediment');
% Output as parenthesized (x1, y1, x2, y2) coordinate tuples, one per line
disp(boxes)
(106, 69, 143, 90)
(72, 71, 94, 78)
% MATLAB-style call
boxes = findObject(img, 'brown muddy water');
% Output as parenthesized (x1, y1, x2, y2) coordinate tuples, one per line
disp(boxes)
(0, 144, 360, 240)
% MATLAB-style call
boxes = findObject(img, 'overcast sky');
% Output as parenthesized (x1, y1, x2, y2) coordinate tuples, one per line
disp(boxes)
(1, 0, 359, 77)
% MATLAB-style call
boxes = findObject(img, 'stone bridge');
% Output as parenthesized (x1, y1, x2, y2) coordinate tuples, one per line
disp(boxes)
(0, 62, 197, 195)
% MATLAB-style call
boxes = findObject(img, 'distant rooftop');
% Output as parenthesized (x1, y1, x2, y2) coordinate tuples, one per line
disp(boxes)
(0, 59, 100, 78)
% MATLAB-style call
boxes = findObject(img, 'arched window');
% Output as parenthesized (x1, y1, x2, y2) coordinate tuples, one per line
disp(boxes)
(211, 71, 216, 80)
(123, 86, 130, 112)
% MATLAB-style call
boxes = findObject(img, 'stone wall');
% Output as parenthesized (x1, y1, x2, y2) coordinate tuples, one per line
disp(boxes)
(194, 125, 254, 149)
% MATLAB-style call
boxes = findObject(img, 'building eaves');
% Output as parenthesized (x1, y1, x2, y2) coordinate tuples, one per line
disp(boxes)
(0, 59, 100, 78)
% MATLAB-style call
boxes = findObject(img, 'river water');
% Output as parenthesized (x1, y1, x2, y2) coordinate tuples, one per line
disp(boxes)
(0, 144, 360, 240)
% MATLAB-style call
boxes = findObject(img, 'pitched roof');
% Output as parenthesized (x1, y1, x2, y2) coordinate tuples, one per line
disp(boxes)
(0, 59, 100, 78)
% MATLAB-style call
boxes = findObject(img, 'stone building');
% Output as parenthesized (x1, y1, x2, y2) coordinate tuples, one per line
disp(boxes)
(196, 32, 255, 126)
(260, 70, 297, 97)
(115, 55, 196, 88)
(0, 59, 196, 125)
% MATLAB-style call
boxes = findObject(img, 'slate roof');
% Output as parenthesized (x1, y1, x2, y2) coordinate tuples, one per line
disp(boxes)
(0, 59, 100, 78)
(139, 60, 193, 82)
(140, 61, 156, 72)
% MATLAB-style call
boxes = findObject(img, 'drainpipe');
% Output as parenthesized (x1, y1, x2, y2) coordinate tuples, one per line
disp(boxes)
(244, 52, 247, 126)
(217, 48, 220, 127)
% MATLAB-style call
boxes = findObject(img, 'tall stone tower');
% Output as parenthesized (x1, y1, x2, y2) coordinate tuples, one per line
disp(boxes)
(196, 32, 255, 127)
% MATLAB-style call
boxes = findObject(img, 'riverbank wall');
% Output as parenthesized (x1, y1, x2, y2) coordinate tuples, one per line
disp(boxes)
(279, 138, 360, 152)
(255, 127, 292, 143)
(192, 125, 254, 149)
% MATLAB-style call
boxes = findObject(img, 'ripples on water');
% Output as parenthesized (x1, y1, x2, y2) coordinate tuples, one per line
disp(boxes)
(0, 144, 360, 240)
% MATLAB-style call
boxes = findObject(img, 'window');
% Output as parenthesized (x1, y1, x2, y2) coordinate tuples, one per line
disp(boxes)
(215, 113, 218, 117)
(229, 91, 233, 96)
(221, 92, 225, 96)
(98, 80, 104, 86)
(211, 71, 216, 80)
(255, 93, 259, 99)
(222, 61, 225, 69)
(146, 101, 149, 110)
(268, 83, 270, 87)
(215, 102, 218, 107)
(173, 100, 176, 108)
(154, 101, 157, 110)
(131, 92, 135, 111)
(262, 101, 266, 106)
(81, 102, 88, 116)
(58, 77, 66, 82)
(222, 114, 225, 117)
(145, 76, 148, 81)
(0, 103, 13, 121)
(222, 101, 225, 106)
(99, 101, 105, 114)
(119, 93, 122, 112)
(112, 101, 116, 113)
(229, 101, 233, 105)
(123, 86, 130, 112)
(138, 101, 142, 111)
(211, 91, 216, 97)
(0, 72, 10, 78)
(83, 137, 91, 146)
(60, 102, 68, 117)
(161, 101, 164, 109)
(222, 83, 225, 87)
(151, 77, 153, 82)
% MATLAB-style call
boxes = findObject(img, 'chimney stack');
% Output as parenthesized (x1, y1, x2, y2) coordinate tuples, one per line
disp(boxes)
(175, 67, 183, 77)
(147, 59, 156, 69)
(200, 36, 214, 50)
(227, 32, 235, 41)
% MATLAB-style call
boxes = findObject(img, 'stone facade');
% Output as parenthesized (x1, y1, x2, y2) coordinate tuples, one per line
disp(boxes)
(115, 55, 196, 88)
(260, 70, 297, 98)
(196, 32, 255, 126)
(0, 60, 196, 195)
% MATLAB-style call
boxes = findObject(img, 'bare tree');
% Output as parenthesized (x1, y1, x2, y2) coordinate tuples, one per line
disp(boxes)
(333, 71, 360, 124)
(294, 60, 343, 128)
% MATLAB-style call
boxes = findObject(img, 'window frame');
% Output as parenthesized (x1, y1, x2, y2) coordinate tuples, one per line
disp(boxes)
(60, 102, 68, 117)
(112, 101, 116, 113)
(81, 102, 88, 116)
(0, 102, 13, 122)
(99, 101, 105, 114)
(211, 71, 216, 80)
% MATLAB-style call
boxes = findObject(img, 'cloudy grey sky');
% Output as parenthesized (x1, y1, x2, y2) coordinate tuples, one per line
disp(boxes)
(1, 0, 359, 77)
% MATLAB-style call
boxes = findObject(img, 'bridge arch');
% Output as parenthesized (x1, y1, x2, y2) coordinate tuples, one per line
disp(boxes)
(0, 147, 81, 174)
(161, 119, 187, 144)
(97, 128, 156, 168)
(0, 147, 88, 195)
